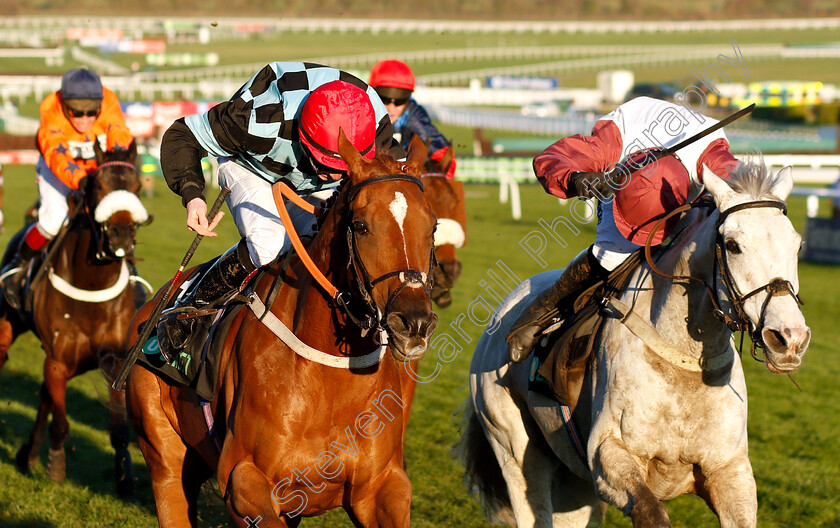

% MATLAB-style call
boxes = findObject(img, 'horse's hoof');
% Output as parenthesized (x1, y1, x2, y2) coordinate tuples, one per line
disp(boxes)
(117, 486, 139, 504)
(46, 447, 66, 483)
(14, 444, 36, 474)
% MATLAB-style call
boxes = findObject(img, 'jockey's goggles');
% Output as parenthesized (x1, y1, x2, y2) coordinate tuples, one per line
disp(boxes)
(379, 96, 410, 106)
(66, 106, 100, 118)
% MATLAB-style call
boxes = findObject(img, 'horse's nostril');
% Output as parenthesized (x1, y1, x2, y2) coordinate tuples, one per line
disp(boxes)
(762, 328, 787, 351)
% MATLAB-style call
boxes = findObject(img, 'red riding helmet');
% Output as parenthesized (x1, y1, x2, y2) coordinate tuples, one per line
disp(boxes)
(299, 80, 377, 171)
(369, 60, 416, 92)
(612, 154, 691, 246)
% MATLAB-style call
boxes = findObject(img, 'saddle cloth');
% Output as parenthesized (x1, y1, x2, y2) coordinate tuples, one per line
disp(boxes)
(135, 261, 249, 401)
(531, 249, 645, 412)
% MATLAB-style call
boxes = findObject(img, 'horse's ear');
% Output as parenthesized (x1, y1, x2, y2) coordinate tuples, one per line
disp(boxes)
(702, 164, 734, 208)
(94, 139, 105, 166)
(440, 145, 455, 173)
(127, 139, 137, 162)
(337, 128, 365, 184)
(405, 135, 427, 175)
(770, 166, 793, 201)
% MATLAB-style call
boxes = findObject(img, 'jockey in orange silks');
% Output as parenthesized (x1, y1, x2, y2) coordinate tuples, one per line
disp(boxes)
(1, 68, 134, 310)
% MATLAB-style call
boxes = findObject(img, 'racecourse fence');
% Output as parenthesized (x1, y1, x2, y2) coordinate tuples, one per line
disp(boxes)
(2, 16, 840, 43)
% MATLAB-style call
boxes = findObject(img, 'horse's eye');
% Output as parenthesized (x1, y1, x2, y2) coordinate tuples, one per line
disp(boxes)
(725, 239, 741, 254)
(352, 221, 369, 235)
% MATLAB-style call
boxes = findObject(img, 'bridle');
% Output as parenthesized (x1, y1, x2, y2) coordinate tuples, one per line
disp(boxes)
(644, 198, 804, 361)
(339, 173, 436, 332)
(86, 160, 143, 261)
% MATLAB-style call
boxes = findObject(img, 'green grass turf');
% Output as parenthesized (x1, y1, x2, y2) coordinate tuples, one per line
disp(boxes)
(0, 162, 838, 526)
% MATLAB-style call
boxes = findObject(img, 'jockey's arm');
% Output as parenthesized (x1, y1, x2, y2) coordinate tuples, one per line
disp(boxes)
(38, 130, 89, 190)
(374, 114, 406, 160)
(533, 119, 623, 199)
(697, 138, 738, 181)
(98, 90, 134, 151)
(160, 118, 209, 207)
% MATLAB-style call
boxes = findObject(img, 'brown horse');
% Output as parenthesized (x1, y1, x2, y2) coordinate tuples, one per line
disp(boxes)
(127, 134, 438, 527)
(0, 141, 149, 499)
(422, 147, 466, 309)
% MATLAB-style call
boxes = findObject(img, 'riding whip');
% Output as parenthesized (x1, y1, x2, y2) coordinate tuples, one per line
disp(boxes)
(112, 187, 230, 391)
(601, 103, 756, 188)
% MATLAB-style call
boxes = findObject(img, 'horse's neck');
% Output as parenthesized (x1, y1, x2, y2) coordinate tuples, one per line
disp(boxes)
(55, 225, 121, 283)
(629, 209, 732, 363)
(273, 199, 377, 356)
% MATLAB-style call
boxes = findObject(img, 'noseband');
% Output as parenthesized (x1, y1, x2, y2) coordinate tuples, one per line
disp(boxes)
(644, 198, 804, 360)
(338, 174, 435, 332)
(712, 200, 804, 360)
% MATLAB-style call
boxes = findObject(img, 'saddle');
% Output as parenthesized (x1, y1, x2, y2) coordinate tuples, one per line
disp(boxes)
(136, 261, 251, 401)
(531, 249, 646, 411)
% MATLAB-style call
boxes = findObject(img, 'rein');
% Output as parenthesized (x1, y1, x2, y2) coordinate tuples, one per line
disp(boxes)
(643, 198, 804, 361)
(271, 174, 434, 333)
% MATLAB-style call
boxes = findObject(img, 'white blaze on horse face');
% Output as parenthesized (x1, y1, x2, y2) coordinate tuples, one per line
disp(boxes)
(389, 191, 410, 267)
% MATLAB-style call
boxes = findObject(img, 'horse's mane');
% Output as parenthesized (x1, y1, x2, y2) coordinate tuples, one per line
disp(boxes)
(723, 152, 780, 200)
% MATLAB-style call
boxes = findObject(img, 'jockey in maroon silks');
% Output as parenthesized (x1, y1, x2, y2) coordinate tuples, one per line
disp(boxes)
(506, 96, 740, 362)
(369, 59, 456, 179)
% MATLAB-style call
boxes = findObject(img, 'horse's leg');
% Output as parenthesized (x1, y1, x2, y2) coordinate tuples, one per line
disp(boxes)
(550, 463, 607, 527)
(15, 381, 52, 473)
(398, 367, 418, 466)
(128, 368, 203, 527)
(42, 357, 70, 482)
(347, 464, 411, 528)
(591, 436, 670, 527)
(696, 451, 756, 528)
(0, 316, 12, 370)
(475, 381, 556, 526)
(108, 384, 136, 501)
(224, 459, 289, 528)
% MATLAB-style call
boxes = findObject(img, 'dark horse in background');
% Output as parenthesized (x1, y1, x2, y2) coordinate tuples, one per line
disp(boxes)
(0, 141, 149, 499)
(423, 146, 466, 309)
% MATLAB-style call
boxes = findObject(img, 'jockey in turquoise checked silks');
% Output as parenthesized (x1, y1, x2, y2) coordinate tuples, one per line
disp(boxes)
(506, 96, 743, 362)
(157, 61, 404, 356)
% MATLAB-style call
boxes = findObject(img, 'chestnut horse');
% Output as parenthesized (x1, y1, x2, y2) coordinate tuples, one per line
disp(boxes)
(0, 142, 149, 499)
(423, 147, 466, 309)
(127, 134, 438, 527)
(395, 147, 467, 453)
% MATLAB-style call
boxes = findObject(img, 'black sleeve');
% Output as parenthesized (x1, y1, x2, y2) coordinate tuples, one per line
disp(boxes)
(375, 115, 406, 160)
(160, 118, 209, 207)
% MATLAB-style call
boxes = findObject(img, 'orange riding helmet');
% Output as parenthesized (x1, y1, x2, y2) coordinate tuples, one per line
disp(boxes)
(298, 80, 377, 171)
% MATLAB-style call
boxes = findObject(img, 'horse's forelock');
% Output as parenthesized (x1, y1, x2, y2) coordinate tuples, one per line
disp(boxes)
(725, 153, 778, 200)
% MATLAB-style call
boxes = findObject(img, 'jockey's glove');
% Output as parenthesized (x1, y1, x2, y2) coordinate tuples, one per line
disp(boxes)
(571, 171, 615, 200)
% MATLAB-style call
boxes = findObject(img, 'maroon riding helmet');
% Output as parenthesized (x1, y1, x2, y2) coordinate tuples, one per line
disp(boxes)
(299, 80, 377, 171)
(612, 154, 691, 246)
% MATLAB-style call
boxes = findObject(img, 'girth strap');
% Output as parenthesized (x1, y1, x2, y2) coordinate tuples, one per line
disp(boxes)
(600, 297, 733, 372)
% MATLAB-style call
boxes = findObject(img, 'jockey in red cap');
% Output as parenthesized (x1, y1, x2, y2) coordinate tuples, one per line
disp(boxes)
(506, 96, 740, 363)
(157, 62, 403, 355)
(369, 59, 456, 178)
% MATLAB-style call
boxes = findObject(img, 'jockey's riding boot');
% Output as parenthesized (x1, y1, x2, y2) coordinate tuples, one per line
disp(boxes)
(1, 242, 39, 311)
(157, 239, 256, 360)
(505, 248, 605, 364)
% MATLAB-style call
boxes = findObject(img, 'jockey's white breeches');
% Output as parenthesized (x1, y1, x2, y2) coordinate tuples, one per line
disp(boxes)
(36, 156, 74, 238)
(217, 160, 335, 268)
(591, 199, 640, 271)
